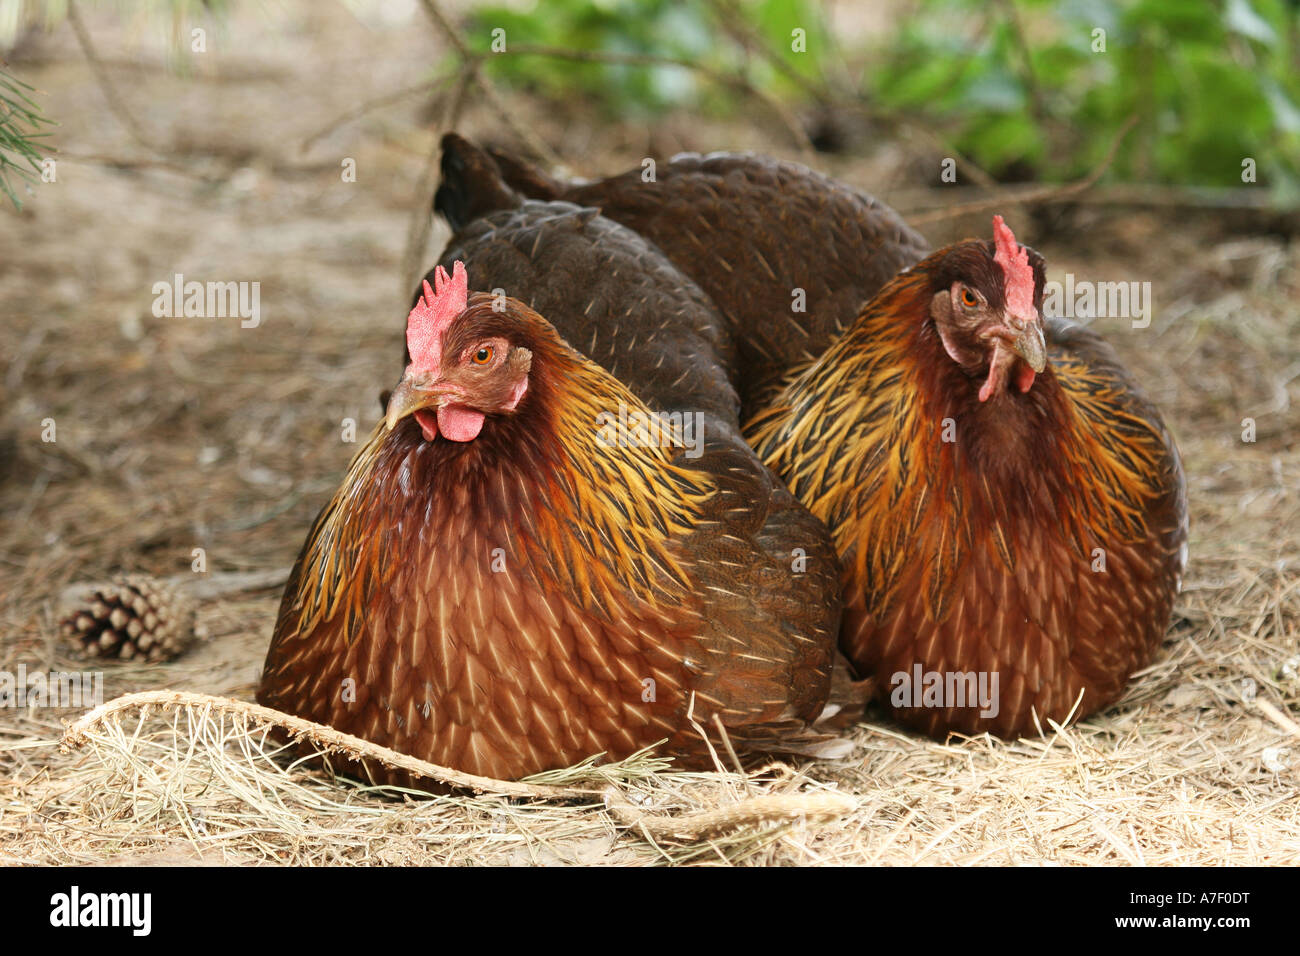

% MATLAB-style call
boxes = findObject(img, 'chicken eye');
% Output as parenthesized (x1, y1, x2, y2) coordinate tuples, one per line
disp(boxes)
(471, 346, 494, 365)
(960, 286, 979, 308)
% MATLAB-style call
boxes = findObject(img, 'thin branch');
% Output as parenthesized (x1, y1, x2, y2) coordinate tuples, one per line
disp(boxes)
(57, 149, 352, 182)
(55, 149, 222, 181)
(905, 114, 1138, 225)
(497, 43, 816, 156)
(995, 0, 1047, 126)
(61, 689, 858, 844)
(704, 0, 832, 104)
(833, 14, 1004, 194)
(66, 0, 157, 153)
(299, 77, 451, 155)
(895, 119, 1005, 193)
(417, 0, 564, 168)
(1254, 698, 1300, 739)
(58, 568, 290, 610)
(890, 182, 1288, 213)
(401, 69, 472, 300)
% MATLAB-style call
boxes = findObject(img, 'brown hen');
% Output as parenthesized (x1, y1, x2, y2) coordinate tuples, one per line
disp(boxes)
(747, 217, 1188, 738)
(258, 205, 850, 782)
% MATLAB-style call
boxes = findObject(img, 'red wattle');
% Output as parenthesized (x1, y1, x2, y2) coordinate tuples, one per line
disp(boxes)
(437, 405, 486, 442)
(414, 409, 439, 442)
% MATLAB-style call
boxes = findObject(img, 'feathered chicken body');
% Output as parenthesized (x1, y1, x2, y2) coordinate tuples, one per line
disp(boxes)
(748, 218, 1188, 738)
(259, 208, 848, 781)
(442, 134, 930, 409)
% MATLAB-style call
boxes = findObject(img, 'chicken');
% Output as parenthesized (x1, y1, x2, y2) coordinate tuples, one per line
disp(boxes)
(443, 134, 930, 410)
(257, 203, 852, 782)
(746, 216, 1188, 738)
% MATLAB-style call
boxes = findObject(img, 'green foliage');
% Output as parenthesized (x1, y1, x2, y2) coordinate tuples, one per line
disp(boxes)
(870, 0, 1300, 191)
(0, 68, 55, 210)
(465, 0, 1297, 194)
(467, 0, 710, 116)
(466, 0, 827, 118)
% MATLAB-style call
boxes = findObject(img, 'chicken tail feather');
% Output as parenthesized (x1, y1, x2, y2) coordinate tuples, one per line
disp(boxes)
(485, 142, 568, 201)
(434, 132, 522, 230)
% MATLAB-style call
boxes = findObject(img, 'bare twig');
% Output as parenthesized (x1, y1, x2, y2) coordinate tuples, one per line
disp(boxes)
(891, 182, 1290, 214)
(497, 43, 816, 156)
(702, 3, 1008, 184)
(704, 0, 832, 104)
(57, 569, 290, 610)
(995, 0, 1047, 125)
(59, 689, 856, 843)
(712, 713, 752, 787)
(299, 77, 452, 155)
(60, 54, 293, 84)
(401, 69, 472, 299)
(905, 114, 1139, 225)
(66, 1, 157, 153)
(816, 15, 1004, 194)
(829, 95, 1008, 192)
(1254, 698, 1300, 739)
(417, 0, 564, 168)
(896, 120, 1005, 194)
(54, 149, 228, 183)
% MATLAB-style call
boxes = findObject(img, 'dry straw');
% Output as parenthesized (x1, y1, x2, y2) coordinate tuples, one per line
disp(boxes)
(36, 689, 857, 864)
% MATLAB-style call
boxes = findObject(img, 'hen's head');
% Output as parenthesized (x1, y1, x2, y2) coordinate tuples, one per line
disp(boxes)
(385, 261, 535, 442)
(925, 216, 1047, 402)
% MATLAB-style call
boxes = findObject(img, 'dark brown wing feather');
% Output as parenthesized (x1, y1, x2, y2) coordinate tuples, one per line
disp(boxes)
(438, 201, 740, 424)
(434, 199, 850, 748)
(466, 136, 930, 409)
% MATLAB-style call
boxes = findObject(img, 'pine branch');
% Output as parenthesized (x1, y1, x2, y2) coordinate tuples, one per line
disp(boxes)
(0, 67, 55, 210)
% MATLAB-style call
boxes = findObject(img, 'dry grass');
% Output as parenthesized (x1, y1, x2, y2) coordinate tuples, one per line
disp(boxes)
(1, 3, 1297, 866)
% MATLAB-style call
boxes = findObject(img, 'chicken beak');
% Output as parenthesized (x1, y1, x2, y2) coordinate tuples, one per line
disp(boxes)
(1011, 320, 1047, 373)
(384, 375, 440, 432)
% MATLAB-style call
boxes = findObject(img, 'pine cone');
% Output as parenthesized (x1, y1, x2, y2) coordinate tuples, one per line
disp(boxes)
(60, 575, 197, 663)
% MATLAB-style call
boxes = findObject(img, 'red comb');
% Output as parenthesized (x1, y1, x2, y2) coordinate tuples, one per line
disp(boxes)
(992, 216, 1036, 320)
(406, 261, 468, 374)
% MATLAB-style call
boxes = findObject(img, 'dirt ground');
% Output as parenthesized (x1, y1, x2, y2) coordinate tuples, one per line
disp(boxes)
(1, 3, 1297, 865)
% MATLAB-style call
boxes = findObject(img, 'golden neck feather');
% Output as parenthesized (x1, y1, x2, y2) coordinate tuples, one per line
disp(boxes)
(747, 277, 1174, 615)
(286, 344, 717, 640)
